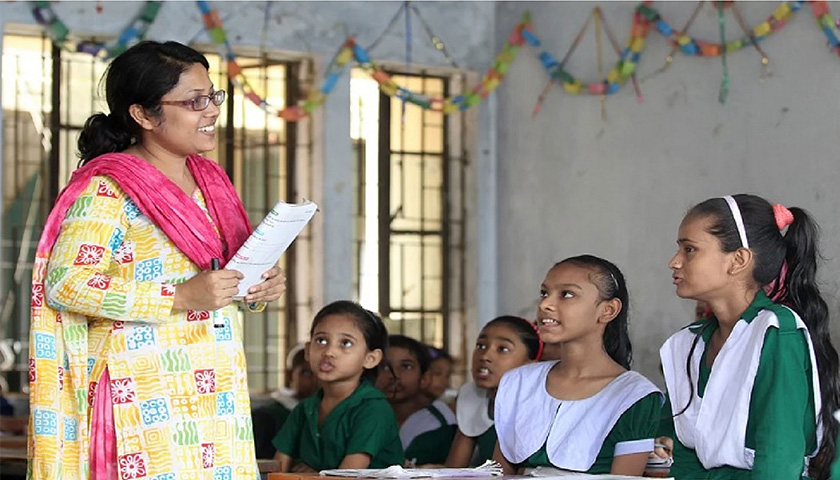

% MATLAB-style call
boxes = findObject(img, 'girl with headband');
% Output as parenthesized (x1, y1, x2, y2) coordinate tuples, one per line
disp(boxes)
(494, 255, 662, 476)
(444, 316, 543, 467)
(659, 194, 839, 480)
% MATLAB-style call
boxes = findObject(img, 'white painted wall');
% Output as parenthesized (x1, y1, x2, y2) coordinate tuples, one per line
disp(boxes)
(493, 1, 840, 383)
(3, 1, 839, 385)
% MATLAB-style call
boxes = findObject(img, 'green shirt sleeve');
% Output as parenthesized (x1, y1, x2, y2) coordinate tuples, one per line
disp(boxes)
(273, 401, 306, 458)
(749, 326, 815, 480)
(609, 392, 663, 452)
(345, 397, 402, 458)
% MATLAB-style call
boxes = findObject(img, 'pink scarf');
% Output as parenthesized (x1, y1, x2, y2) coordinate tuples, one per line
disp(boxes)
(38, 153, 251, 268)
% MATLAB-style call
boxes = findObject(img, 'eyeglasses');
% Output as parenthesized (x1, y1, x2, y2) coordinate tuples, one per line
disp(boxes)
(159, 90, 226, 111)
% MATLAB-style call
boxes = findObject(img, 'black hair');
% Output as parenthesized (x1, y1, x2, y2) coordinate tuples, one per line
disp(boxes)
(77, 40, 210, 165)
(427, 346, 453, 363)
(684, 194, 839, 479)
(555, 254, 632, 369)
(389, 335, 432, 374)
(482, 315, 543, 360)
(310, 300, 389, 382)
(289, 348, 307, 370)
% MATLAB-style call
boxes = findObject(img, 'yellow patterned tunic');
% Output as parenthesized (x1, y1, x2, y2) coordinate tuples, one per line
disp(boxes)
(32, 176, 258, 480)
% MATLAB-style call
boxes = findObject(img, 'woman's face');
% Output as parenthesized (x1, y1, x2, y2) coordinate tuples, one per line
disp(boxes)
(147, 63, 221, 157)
(536, 263, 610, 345)
(472, 323, 531, 389)
(425, 357, 452, 399)
(669, 215, 736, 302)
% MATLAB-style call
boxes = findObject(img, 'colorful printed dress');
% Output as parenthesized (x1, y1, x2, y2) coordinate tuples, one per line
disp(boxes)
(30, 174, 258, 480)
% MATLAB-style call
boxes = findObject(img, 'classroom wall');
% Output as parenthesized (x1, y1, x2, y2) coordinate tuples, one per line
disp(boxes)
(0, 1, 500, 362)
(492, 1, 840, 383)
(2, 2, 839, 385)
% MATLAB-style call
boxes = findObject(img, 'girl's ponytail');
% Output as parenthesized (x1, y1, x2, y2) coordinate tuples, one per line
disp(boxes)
(781, 208, 840, 480)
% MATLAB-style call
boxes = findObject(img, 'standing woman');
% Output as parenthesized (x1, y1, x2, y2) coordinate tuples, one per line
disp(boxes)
(661, 194, 840, 480)
(27, 41, 286, 480)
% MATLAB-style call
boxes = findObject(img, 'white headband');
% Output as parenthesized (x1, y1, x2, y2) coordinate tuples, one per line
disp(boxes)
(722, 195, 749, 249)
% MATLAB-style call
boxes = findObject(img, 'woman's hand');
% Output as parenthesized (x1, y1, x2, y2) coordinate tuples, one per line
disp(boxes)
(244, 266, 287, 303)
(173, 269, 243, 311)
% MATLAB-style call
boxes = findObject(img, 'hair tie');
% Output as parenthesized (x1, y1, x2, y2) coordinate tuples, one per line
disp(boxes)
(772, 204, 794, 231)
(522, 317, 545, 361)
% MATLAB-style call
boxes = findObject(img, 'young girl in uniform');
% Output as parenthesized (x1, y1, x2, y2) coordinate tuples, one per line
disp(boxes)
(445, 316, 543, 467)
(273, 301, 404, 471)
(378, 335, 457, 466)
(660, 194, 840, 480)
(494, 254, 663, 476)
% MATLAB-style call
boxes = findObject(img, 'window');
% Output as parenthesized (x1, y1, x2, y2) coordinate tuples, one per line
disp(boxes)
(351, 68, 467, 357)
(0, 33, 313, 393)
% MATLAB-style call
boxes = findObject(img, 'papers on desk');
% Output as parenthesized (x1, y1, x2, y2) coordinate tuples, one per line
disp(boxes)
(225, 200, 317, 298)
(319, 460, 503, 478)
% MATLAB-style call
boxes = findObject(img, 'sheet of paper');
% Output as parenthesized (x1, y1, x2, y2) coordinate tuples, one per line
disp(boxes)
(225, 200, 317, 298)
(319, 460, 503, 478)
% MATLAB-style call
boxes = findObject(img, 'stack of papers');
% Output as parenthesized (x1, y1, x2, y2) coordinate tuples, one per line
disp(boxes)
(319, 460, 503, 478)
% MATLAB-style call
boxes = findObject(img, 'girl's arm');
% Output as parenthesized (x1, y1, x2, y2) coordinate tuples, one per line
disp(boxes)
(339, 453, 373, 469)
(492, 441, 519, 475)
(610, 452, 650, 476)
(750, 328, 812, 479)
(445, 430, 477, 467)
(274, 452, 293, 473)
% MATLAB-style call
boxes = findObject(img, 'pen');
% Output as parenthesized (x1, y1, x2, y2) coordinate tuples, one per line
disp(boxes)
(211, 258, 224, 328)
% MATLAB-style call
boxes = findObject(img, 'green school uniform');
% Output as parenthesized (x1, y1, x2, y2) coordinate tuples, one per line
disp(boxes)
(475, 427, 497, 467)
(403, 403, 458, 465)
(252, 401, 292, 459)
(273, 380, 405, 470)
(524, 392, 662, 474)
(660, 292, 817, 480)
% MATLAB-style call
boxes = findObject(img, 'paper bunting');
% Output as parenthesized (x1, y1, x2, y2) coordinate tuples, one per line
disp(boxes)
(29, 1, 162, 59)
(638, 2, 801, 58)
(24, 1, 840, 119)
(529, 7, 650, 102)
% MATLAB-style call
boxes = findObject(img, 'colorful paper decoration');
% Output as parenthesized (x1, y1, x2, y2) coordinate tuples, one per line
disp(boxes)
(29, 1, 162, 59)
(529, 6, 651, 103)
(638, 2, 799, 58)
(25, 1, 840, 119)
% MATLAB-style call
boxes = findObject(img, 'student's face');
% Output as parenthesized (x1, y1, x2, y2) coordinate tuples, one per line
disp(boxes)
(669, 215, 737, 302)
(472, 323, 532, 389)
(144, 63, 222, 157)
(379, 346, 425, 403)
(290, 363, 318, 400)
(536, 263, 614, 345)
(307, 314, 381, 384)
(424, 357, 452, 399)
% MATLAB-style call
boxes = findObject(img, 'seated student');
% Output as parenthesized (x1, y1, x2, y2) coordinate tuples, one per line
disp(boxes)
(377, 335, 457, 466)
(252, 344, 319, 459)
(494, 255, 663, 476)
(658, 195, 838, 480)
(273, 301, 404, 472)
(446, 316, 543, 467)
(423, 346, 455, 407)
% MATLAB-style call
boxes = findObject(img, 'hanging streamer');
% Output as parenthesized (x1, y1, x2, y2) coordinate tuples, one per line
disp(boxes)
(29, 1, 162, 59)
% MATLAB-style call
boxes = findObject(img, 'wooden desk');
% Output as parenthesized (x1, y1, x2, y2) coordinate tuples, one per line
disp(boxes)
(268, 473, 321, 480)
(0, 435, 26, 449)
